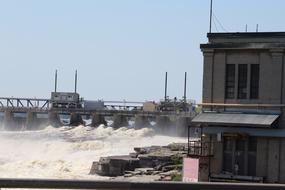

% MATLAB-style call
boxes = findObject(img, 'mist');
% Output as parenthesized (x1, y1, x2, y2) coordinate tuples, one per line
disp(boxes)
(0, 124, 186, 179)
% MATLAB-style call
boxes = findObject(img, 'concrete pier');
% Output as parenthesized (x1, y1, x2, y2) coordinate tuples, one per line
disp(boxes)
(26, 111, 37, 130)
(91, 113, 107, 127)
(26, 112, 49, 130)
(155, 116, 173, 134)
(111, 114, 128, 129)
(26, 111, 39, 130)
(3, 111, 27, 130)
(3, 110, 13, 130)
(175, 116, 191, 137)
(48, 112, 62, 127)
(70, 112, 84, 126)
(0, 112, 4, 129)
(134, 115, 150, 129)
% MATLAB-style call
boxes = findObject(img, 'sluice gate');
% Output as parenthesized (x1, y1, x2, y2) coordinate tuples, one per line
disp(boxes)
(0, 96, 195, 135)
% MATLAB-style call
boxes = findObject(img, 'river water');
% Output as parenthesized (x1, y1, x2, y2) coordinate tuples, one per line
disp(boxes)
(0, 124, 187, 179)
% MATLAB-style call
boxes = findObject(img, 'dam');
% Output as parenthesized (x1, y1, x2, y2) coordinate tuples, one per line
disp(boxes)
(0, 71, 196, 136)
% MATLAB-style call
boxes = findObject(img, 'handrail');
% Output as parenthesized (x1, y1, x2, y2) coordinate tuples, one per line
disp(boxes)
(0, 178, 284, 190)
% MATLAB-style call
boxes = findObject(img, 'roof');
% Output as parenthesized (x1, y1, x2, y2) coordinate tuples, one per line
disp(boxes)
(200, 42, 285, 49)
(191, 113, 279, 128)
(207, 32, 285, 38)
(201, 32, 285, 50)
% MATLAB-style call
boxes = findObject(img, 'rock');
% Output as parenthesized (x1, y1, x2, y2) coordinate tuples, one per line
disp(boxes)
(154, 162, 173, 171)
(129, 152, 138, 158)
(134, 146, 162, 154)
(91, 155, 139, 176)
(159, 170, 180, 176)
(124, 173, 133, 177)
(134, 147, 147, 154)
(138, 155, 154, 168)
(89, 161, 99, 175)
(162, 165, 181, 172)
(161, 176, 172, 181)
(125, 170, 142, 175)
(135, 168, 154, 175)
(90, 143, 188, 178)
(168, 143, 188, 151)
(152, 171, 161, 175)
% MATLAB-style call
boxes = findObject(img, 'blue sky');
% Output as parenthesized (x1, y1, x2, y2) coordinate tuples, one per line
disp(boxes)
(0, 0, 284, 102)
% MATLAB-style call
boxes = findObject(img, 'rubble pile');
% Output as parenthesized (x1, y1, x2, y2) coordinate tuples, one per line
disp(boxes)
(89, 143, 187, 181)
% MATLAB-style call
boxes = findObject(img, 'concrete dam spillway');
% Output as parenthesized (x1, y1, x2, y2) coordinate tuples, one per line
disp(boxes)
(0, 124, 187, 179)
(0, 111, 191, 136)
(0, 72, 194, 179)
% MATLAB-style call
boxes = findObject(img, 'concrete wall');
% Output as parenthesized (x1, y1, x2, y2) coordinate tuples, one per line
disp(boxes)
(256, 138, 268, 178)
(210, 135, 223, 175)
(201, 43, 285, 127)
(267, 138, 280, 183)
(212, 51, 226, 103)
(206, 136, 285, 183)
(200, 33, 285, 183)
(202, 49, 285, 105)
(256, 137, 285, 183)
(202, 50, 214, 104)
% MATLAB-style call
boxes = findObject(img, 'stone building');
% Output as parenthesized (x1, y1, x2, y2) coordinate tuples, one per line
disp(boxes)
(190, 32, 285, 183)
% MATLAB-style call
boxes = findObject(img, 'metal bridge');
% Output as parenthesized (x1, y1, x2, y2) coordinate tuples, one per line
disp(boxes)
(0, 97, 194, 118)
(0, 97, 142, 111)
(0, 97, 50, 110)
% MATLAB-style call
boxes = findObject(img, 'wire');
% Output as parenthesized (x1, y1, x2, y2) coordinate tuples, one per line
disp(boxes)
(213, 13, 229, 32)
(213, 19, 219, 32)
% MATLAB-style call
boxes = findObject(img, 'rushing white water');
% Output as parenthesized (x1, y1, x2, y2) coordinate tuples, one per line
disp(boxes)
(0, 125, 187, 179)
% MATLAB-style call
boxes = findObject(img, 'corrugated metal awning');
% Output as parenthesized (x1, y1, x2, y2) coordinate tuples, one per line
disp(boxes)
(191, 113, 279, 128)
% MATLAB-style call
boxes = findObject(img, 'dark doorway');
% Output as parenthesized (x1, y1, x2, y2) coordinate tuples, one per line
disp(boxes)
(223, 135, 257, 176)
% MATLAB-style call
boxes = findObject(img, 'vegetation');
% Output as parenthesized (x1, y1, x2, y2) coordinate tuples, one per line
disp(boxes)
(171, 173, 182, 181)
(195, 105, 202, 113)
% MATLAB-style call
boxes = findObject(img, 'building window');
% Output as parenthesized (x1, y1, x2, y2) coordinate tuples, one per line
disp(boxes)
(225, 64, 235, 99)
(238, 64, 248, 99)
(250, 64, 259, 99)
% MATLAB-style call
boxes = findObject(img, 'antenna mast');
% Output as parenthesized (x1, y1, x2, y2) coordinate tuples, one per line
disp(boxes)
(183, 72, 187, 102)
(74, 70, 78, 93)
(164, 72, 168, 101)
(209, 0, 213, 33)
(54, 70, 58, 92)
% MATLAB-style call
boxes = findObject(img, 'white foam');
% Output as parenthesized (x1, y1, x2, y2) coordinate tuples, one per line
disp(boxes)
(0, 125, 186, 179)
